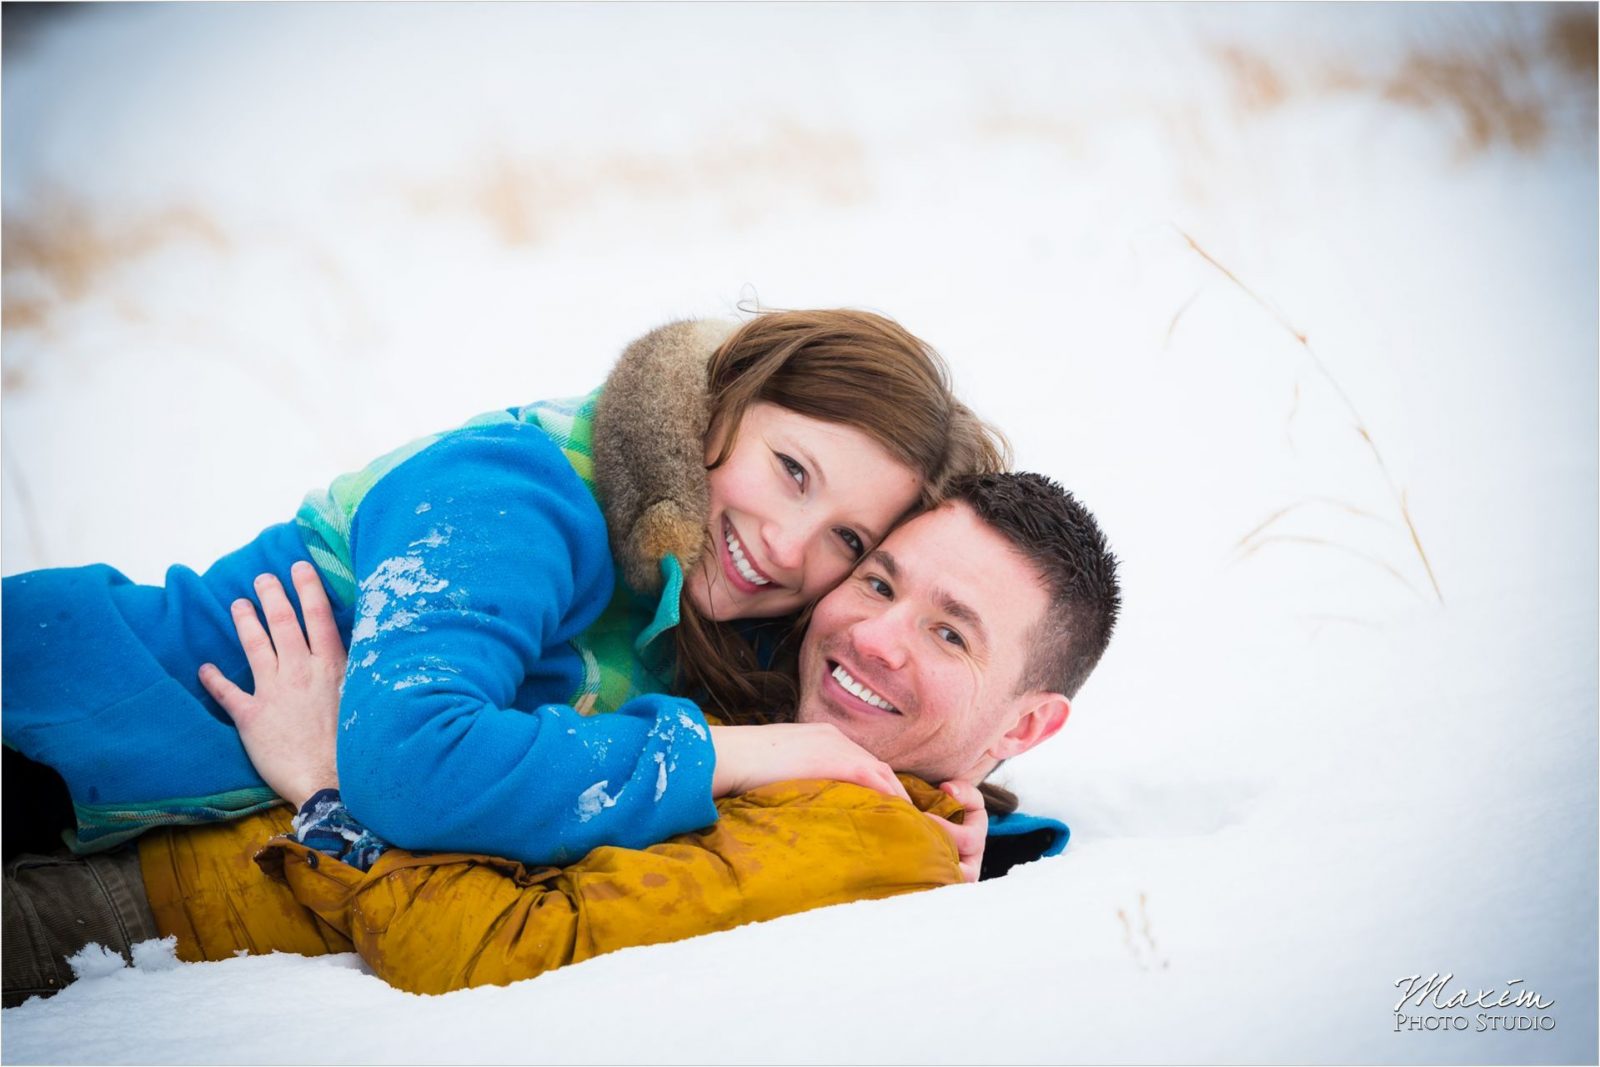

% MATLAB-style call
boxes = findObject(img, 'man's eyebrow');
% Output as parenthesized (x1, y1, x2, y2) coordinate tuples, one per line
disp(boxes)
(864, 549, 898, 579)
(935, 589, 989, 653)
(863, 549, 989, 651)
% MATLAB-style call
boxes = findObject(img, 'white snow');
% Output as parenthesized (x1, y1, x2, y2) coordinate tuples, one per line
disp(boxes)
(63, 944, 127, 984)
(574, 780, 620, 823)
(2, 4, 1595, 1064)
(128, 937, 181, 974)
(653, 750, 669, 802)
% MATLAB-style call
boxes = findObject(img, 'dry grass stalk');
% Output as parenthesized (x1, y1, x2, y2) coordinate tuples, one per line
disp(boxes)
(1236, 533, 1428, 602)
(1234, 497, 1394, 551)
(1214, 45, 1289, 112)
(1117, 893, 1170, 972)
(410, 122, 870, 246)
(1178, 228, 1444, 604)
(2, 200, 228, 338)
(1212, 9, 1595, 156)
(1164, 288, 1201, 348)
(1382, 49, 1546, 153)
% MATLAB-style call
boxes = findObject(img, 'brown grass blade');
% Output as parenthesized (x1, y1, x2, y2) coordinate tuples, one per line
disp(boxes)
(1235, 497, 1396, 552)
(1234, 533, 1428, 601)
(1165, 288, 1200, 348)
(1178, 227, 1444, 603)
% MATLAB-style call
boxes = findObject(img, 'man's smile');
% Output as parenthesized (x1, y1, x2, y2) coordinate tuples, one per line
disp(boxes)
(823, 658, 902, 715)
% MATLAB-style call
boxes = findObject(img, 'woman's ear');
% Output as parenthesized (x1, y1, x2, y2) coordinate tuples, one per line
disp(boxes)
(988, 693, 1070, 762)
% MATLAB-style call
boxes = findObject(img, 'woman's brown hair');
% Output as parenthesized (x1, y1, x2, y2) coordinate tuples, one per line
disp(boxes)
(673, 309, 1009, 725)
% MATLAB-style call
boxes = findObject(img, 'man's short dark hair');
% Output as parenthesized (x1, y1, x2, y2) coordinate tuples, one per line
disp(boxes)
(948, 472, 1121, 698)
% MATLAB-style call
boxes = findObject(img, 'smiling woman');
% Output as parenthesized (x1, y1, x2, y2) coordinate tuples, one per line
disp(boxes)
(689, 403, 922, 621)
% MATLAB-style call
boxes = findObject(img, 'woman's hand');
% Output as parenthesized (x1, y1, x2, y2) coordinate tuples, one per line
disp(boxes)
(198, 561, 346, 809)
(929, 779, 987, 883)
(709, 723, 911, 804)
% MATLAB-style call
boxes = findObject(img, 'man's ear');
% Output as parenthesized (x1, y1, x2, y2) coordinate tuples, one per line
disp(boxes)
(988, 693, 1070, 761)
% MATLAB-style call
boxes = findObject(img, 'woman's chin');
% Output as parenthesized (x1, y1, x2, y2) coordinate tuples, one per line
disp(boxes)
(685, 573, 795, 623)
(684, 571, 738, 622)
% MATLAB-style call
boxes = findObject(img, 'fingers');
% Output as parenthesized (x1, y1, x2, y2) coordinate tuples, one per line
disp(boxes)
(843, 760, 910, 804)
(289, 561, 345, 664)
(938, 780, 988, 883)
(941, 780, 987, 822)
(925, 811, 981, 882)
(230, 596, 277, 683)
(254, 574, 311, 669)
(198, 662, 253, 725)
(878, 763, 911, 804)
(850, 765, 909, 803)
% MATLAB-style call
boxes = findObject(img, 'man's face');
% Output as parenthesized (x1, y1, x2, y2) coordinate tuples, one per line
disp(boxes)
(796, 502, 1054, 783)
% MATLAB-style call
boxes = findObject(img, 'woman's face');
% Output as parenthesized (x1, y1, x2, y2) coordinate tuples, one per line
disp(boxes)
(687, 401, 922, 622)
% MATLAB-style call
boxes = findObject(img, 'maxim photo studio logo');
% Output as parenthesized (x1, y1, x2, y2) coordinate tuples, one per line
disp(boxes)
(1393, 973, 1556, 1034)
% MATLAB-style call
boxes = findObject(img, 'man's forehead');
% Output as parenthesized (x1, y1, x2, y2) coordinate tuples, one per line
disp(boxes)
(872, 503, 1041, 629)
(877, 502, 988, 567)
(870, 502, 1043, 652)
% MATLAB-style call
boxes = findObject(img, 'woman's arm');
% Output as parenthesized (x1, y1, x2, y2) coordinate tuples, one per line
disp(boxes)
(331, 422, 720, 865)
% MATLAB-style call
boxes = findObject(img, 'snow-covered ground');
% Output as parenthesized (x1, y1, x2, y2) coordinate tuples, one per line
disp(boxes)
(2, 4, 1595, 1063)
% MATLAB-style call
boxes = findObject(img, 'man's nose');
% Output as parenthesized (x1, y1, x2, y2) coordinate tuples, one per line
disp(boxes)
(849, 606, 909, 671)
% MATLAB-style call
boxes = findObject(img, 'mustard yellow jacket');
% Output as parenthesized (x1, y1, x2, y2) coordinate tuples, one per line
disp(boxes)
(140, 776, 963, 995)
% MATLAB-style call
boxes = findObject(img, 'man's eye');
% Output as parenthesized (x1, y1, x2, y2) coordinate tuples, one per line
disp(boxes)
(865, 575, 892, 598)
(837, 528, 865, 558)
(936, 625, 966, 649)
(777, 453, 806, 487)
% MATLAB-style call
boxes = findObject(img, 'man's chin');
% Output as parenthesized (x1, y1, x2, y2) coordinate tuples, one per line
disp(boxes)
(798, 698, 884, 753)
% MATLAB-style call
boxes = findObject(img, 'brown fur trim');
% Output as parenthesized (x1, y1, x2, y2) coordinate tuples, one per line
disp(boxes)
(592, 319, 735, 595)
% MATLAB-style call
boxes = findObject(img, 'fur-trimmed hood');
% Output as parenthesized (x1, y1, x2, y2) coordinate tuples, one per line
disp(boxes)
(592, 318, 736, 596)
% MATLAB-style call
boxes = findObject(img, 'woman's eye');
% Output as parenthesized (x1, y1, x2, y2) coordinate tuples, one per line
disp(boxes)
(936, 625, 966, 649)
(777, 453, 806, 487)
(837, 528, 865, 558)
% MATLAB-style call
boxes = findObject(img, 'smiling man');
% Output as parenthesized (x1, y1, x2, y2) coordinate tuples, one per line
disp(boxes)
(4, 473, 1120, 1000)
(801, 479, 1103, 786)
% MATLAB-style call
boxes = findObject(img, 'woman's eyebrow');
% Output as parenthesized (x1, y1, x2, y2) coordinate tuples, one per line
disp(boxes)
(794, 443, 826, 490)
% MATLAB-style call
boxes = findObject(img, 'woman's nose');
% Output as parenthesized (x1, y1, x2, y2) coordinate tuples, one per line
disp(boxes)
(760, 516, 814, 574)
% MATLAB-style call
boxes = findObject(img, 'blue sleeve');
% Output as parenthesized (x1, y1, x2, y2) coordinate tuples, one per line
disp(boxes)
(334, 422, 718, 866)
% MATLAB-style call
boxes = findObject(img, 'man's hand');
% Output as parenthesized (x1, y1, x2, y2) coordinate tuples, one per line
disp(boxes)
(929, 779, 987, 883)
(709, 723, 911, 804)
(198, 561, 346, 809)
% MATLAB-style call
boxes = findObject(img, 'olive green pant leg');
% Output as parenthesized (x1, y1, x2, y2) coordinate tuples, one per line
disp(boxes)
(2, 846, 160, 1007)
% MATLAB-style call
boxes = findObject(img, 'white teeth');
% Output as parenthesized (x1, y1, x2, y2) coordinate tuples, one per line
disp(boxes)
(725, 527, 771, 586)
(831, 664, 896, 712)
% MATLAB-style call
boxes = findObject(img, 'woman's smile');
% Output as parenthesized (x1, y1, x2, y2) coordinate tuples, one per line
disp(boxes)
(719, 516, 778, 592)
